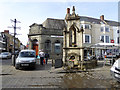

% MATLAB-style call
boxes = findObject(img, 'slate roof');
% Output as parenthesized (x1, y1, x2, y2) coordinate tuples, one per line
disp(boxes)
(80, 16, 120, 26)
(42, 18, 66, 30)
(30, 16, 120, 30)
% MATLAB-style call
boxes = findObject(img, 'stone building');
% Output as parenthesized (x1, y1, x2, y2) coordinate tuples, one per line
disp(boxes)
(69, 7, 120, 59)
(0, 32, 6, 52)
(28, 18, 66, 59)
(63, 6, 120, 69)
(28, 6, 120, 63)
(1, 30, 21, 53)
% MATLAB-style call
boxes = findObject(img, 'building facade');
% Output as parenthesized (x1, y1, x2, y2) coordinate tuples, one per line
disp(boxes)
(0, 32, 6, 52)
(0, 30, 21, 53)
(28, 6, 120, 60)
(63, 6, 120, 61)
(28, 18, 66, 59)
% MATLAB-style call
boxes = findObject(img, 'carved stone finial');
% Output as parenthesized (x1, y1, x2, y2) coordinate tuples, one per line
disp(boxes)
(72, 6, 75, 15)
(72, 6, 75, 11)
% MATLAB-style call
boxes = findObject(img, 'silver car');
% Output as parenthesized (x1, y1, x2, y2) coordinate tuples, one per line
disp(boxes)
(15, 50, 36, 69)
(0, 52, 12, 59)
(110, 58, 120, 82)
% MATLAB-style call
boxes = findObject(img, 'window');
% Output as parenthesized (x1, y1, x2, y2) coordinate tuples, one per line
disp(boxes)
(85, 25, 89, 29)
(100, 35, 110, 43)
(117, 30, 120, 33)
(85, 35, 89, 43)
(100, 26, 110, 32)
(85, 24, 91, 29)
(105, 36, 110, 43)
(54, 40, 61, 54)
(45, 40, 51, 52)
(81, 24, 91, 30)
(80, 25, 83, 29)
(101, 27, 104, 32)
(20, 51, 35, 57)
(117, 37, 120, 44)
(84, 35, 91, 43)
(101, 35, 104, 42)
(105, 27, 109, 32)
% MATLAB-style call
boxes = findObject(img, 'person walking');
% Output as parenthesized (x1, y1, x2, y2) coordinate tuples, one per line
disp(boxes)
(45, 52, 49, 64)
(39, 50, 45, 65)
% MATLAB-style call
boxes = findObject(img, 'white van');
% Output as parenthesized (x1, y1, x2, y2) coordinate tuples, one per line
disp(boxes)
(15, 50, 36, 69)
(110, 58, 120, 82)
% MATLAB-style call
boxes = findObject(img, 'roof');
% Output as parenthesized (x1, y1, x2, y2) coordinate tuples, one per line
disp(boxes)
(42, 18, 66, 29)
(80, 16, 120, 26)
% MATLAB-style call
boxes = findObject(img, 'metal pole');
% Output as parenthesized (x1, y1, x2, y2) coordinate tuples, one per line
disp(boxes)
(13, 19, 16, 66)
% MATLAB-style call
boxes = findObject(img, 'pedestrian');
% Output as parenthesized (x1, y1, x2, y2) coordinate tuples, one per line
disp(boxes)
(39, 49, 45, 65)
(45, 52, 49, 64)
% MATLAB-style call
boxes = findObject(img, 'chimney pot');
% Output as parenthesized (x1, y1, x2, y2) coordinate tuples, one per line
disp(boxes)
(4, 30, 9, 34)
(67, 8, 70, 14)
(100, 15, 104, 21)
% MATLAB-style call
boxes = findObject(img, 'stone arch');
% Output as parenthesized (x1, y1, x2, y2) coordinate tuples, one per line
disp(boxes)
(32, 39, 38, 57)
(69, 23, 79, 47)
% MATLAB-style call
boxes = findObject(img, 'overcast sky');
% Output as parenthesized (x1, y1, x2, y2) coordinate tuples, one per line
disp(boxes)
(0, 0, 119, 45)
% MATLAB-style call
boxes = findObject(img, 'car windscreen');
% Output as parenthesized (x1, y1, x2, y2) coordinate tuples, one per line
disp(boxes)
(1, 52, 9, 55)
(20, 51, 35, 57)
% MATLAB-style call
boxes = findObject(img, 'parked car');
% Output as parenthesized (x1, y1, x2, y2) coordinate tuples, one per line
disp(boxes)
(0, 52, 12, 59)
(110, 58, 120, 82)
(15, 50, 36, 69)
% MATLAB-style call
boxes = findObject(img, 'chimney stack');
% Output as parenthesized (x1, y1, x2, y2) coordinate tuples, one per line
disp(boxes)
(67, 8, 70, 14)
(72, 6, 75, 15)
(100, 15, 104, 21)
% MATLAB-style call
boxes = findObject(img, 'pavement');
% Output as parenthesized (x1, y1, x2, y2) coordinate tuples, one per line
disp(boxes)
(0, 58, 120, 89)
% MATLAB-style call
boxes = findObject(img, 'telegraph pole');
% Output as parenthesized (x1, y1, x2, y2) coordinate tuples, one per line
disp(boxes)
(8, 19, 21, 66)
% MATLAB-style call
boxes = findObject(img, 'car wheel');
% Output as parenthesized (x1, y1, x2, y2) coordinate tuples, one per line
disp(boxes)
(15, 64, 19, 69)
(32, 65, 36, 70)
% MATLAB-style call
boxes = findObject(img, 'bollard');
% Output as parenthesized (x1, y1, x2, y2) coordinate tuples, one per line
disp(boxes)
(12, 55, 15, 66)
